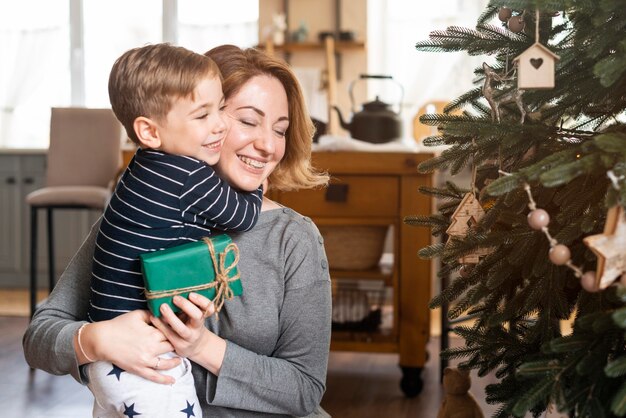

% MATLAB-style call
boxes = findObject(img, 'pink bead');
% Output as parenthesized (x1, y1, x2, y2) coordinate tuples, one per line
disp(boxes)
(527, 209, 550, 230)
(549, 244, 570, 266)
(581, 271, 600, 292)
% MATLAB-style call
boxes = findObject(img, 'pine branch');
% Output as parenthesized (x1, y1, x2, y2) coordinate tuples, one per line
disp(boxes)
(477, 5, 498, 26)
(419, 113, 482, 126)
(422, 135, 446, 146)
(443, 87, 483, 114)
(415, 24, 527, 56)
(612, 380, 626, 416)
(512, 377, 555, 417)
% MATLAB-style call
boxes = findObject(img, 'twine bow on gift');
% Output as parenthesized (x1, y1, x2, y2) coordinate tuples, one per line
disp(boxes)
(202, 237, 240, 317)
(144, 237, 240, 320)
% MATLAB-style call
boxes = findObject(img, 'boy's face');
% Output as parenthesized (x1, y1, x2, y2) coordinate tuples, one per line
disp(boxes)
(156, 76, 226, 165)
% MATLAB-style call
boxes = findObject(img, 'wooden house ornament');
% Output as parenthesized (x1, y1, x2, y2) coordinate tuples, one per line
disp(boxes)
(446, 193, 493, 264)
(513, 43, 560, 89)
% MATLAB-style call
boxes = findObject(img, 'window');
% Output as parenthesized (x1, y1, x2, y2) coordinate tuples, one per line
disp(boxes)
(0, 0, 70, 148)
(178, 0, 259, 54)
(367, 0, 489, 136)
(0, 0, 259, 148)
(83, 0, 163, 107)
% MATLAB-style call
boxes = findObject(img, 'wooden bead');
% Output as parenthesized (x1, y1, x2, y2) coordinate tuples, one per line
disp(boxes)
(527, 209, 550, 230)
(620, 274, 626, 287)
(549, 244, 570, 265)
(498, 7, 512, 22)
(581, 271, 600, 292)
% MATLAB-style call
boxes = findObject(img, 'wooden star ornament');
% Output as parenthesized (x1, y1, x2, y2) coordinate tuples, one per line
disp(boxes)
(583, 205, 626, 289)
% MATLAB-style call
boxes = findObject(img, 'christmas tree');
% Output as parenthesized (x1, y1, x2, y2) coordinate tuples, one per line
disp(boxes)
(407, 0, 626, 416)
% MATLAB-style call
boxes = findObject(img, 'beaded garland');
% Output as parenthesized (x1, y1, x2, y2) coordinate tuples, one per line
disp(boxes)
(500, 170, 626, 292)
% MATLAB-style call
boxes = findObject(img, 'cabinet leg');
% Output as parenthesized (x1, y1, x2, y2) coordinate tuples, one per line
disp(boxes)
(399, 366, 424, 398)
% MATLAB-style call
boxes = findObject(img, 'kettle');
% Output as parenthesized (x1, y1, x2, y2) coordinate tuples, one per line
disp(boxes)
(333, 74, 404, 144)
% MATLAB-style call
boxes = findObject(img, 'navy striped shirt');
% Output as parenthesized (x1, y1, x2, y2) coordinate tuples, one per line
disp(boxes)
(87, 149, 263, 322)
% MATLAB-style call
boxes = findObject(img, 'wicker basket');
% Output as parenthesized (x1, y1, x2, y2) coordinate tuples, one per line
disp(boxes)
(318, 225, 388, 270)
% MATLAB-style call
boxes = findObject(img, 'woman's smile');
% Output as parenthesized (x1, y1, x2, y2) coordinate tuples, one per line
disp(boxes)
(238, 155, 267, 170)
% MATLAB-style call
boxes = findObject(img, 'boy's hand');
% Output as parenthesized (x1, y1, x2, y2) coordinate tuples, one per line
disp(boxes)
(150, 293, 215, 359)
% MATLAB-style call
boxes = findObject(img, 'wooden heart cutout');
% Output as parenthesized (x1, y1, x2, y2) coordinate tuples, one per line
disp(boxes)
(530, 58, 543, 69)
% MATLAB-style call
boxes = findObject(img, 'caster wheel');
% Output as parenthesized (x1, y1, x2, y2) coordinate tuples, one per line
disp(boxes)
(400, 366, 424, 398)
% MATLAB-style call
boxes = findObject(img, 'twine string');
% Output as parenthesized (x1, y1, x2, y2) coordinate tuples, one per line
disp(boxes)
(471, 138, 478, 195)
(535, 9, 540, 44)
(145, 238, 240, 316)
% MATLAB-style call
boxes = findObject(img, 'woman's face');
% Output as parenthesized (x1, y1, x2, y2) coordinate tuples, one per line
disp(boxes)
(216, 75, 288, 192)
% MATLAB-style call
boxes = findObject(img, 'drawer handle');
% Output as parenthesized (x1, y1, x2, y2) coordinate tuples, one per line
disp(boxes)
(23, 177, 34, 184)
(325, 183, 349, 202)
(6, 176, 16, 184)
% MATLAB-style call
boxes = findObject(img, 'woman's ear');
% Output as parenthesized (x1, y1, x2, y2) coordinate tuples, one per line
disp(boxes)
(133, 116, 161, 149)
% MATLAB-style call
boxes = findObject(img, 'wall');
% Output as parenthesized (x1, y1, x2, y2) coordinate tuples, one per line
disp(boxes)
(259, 0, 368, 133)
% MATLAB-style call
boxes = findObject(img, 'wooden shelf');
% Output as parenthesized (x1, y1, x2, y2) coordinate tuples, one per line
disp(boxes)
(330, 265, 393, 284)
(257, 40, 365, 53)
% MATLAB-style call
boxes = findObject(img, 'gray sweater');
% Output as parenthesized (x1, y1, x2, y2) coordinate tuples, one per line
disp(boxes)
(23, 207, 332, 417)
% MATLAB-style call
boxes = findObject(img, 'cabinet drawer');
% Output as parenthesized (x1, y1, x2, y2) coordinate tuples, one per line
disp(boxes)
(278, 175, 399, 217)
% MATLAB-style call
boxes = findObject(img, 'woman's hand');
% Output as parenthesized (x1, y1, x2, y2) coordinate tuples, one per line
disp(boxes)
(81, 310, 180, 384)
(150, 292, 226, 375)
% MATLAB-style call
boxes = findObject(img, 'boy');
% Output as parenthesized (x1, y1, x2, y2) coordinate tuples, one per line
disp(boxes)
(81, 43, 262, 418)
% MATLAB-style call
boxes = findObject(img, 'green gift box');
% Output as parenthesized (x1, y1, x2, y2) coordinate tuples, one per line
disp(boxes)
(139, 234, 243, 317)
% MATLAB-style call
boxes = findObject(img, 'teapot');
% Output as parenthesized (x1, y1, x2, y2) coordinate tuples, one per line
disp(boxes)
(333, 74, 404, 144)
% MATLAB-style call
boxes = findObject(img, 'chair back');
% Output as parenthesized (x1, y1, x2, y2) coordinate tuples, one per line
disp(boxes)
(47, 107, 122, 188)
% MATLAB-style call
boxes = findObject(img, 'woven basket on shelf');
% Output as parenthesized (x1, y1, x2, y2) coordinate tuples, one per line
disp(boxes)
(318, 225, 388, 270)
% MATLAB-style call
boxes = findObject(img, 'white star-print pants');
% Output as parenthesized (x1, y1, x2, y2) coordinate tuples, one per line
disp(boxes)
(84, 352, 202, 418)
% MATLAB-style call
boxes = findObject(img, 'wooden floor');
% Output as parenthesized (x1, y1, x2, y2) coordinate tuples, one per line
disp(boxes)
(2, 316, 508, 418)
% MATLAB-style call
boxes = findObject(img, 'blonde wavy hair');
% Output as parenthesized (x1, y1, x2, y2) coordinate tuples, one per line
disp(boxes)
(205, 45, 328, 192)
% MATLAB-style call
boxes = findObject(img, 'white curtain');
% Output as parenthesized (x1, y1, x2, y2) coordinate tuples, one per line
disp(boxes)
(368, 0, 490, 138)
(176, 0, 258, 53)
(0, 26, 68, 148)
(178, 21, 258, 53)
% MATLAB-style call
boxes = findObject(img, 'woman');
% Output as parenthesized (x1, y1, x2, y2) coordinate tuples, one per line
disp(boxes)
(23, 45, 332, 418)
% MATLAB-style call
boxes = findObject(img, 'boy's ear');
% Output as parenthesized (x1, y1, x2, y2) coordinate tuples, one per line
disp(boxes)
(133, 116, 161, 149)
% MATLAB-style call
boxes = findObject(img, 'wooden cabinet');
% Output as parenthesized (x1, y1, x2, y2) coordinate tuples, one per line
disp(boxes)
(272, 151, 433, 396)
(0, 152, 100, 288)
(0, 153, 46, 281)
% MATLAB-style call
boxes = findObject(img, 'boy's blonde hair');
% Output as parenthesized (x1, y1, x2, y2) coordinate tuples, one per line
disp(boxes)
(109, 43, 220, 145)
(205, 45, 329, 192)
